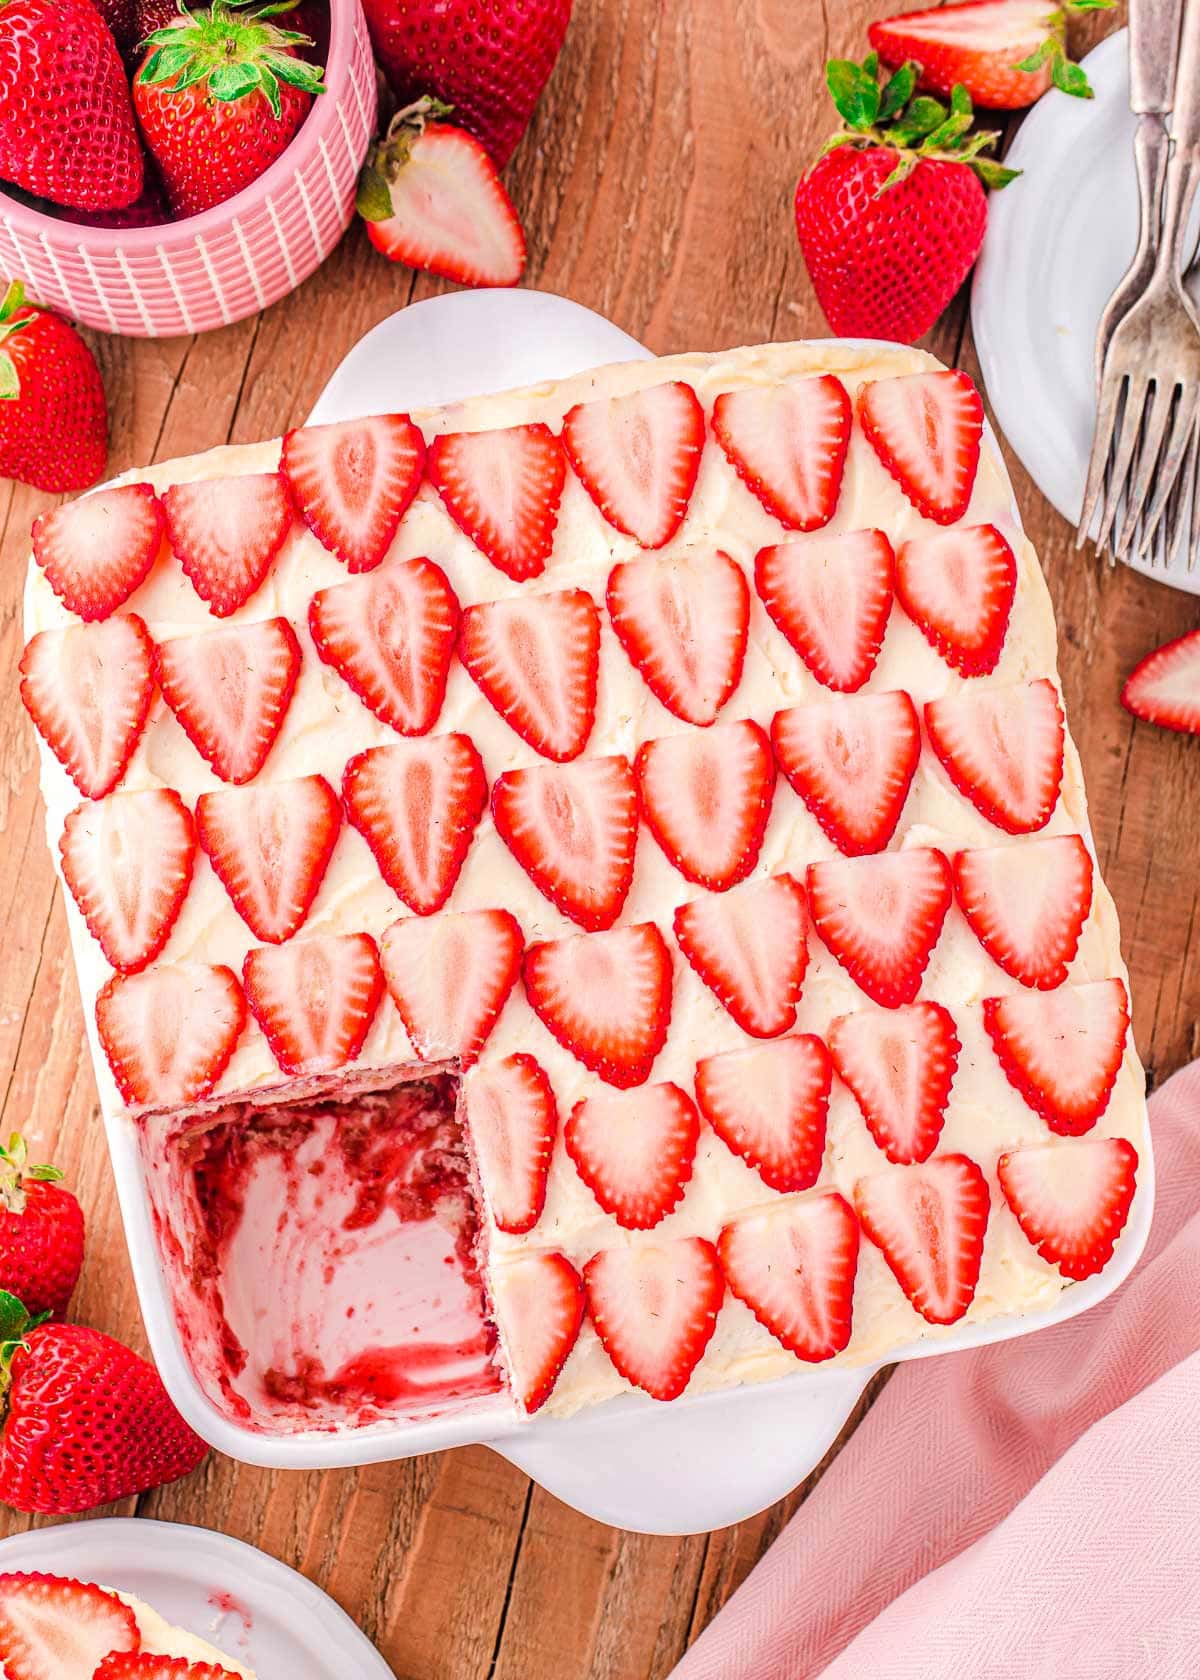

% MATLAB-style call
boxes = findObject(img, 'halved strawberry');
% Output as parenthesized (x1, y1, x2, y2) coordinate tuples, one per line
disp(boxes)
(858, 370, 984, 525)
(711, 376, 851, 531)
(95, 1658, 244, 1680)
(718, 1190, 859, 1361)
(895, 523, 1017, 677)
(673, 872, 809, 1037)
(695, 1035, 832, 1192)
(771, 689, 920, 856)
(0, 1572, 138, 1680)
(983, 977, 1130, 1135)
(635, 719, 774, 891)
(754, 529, 894, 692)
(954, 835, 1093, 989)
(162, 472, 293, 617)
(925, 678, 1065, 834)
(583, 1236, 722, 1400)
(428, 423, 565, 581)
(243, 932, 384, 1075)
(59, 789, 196, 973)
(855, 1153, 989, 1324)
(492, 755, 638, 931)
(459, 589, 600, 761)
(562, 380, 705, 548)
(155, 617, 301, 785)
(95, 961, 246, 1108)
(523, 922, 673, 1088)
(997, 1137, 1138, 1281)
(343, 737, 487, 916)
(379, 908, 523, 1066)
(490, 1248, 584, 1413)
(20, 615, 155, 799)
(31, 483, 164, 620)
(196, 774, 341, 943)
(607, 547, 749, 726)
(465, 1052, 557, 1234)
(807, 848, 952, 1008)
(1121, 625, 1200, 736)
(566, 1081, 699, 1228)
(309, 556, 460, 737)
(281, 413, 426, 572)
(869, 0, 1087, 111)
(828, 1000, 960, 1164)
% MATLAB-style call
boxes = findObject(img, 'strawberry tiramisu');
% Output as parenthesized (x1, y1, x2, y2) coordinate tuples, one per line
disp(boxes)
(21, 341, 1148, 1431)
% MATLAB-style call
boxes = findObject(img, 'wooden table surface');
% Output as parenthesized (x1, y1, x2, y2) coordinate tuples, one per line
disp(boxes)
(1, 2, 1196, 1675)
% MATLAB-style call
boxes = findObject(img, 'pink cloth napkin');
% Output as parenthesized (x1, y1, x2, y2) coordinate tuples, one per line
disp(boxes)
(673, 1059, 1200, 1680)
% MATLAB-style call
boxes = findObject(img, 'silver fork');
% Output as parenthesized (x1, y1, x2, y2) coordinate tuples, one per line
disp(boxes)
(1076, 0, 1200, 570)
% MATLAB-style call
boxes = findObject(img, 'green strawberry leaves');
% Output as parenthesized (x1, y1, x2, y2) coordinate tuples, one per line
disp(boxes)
(357, 97, 457, 224)
(819, 56, 1020, 194)
(0, 1290, 49, 1410)
(139, 0, 325, 119)
(0, 280, 36, 404)
(0, 1133, 63, 1215)
(1014, 0, 1113, 98)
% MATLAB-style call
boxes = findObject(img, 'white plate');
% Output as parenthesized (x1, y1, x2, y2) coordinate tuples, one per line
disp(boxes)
(971, 28, 1200, 593)
(0, 1518, 393, 1676)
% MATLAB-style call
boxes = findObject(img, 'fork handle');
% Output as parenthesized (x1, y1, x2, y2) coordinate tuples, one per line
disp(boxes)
(1163, 1, 1200, 269)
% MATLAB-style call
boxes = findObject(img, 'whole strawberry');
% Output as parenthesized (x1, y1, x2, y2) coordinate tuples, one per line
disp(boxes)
(360, 0, 573, 167)
(133, 0, 325, 217)
(0, 1134, 84, 1319)
(0, 0, 144, 211)
(90, 0, 139, 49)
(0, 281, 108, 493)
(795, 55, 1018, 343)
(0, 1291, 207, 1513)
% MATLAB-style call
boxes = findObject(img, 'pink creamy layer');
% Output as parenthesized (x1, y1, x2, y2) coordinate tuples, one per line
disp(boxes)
(142, 1075, 503, 1432)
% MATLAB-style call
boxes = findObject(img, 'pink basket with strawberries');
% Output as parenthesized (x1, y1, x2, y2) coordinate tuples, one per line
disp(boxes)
(0, 2, 377, 339)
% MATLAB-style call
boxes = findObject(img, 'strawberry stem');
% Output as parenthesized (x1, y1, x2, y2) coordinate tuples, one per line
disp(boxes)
(138, 0, 324, 119)
(0, 1133, 63, 1215)
(0, 1290, 48, 1415)
(356, 97, 457, 223)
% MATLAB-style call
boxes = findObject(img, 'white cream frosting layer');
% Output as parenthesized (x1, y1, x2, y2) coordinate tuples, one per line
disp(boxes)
(24, 340, 1149, 1421)
(116, 1588, 254, 1674)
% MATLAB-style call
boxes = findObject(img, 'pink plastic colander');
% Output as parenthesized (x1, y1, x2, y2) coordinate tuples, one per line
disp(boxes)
(0, 2, 378, 338)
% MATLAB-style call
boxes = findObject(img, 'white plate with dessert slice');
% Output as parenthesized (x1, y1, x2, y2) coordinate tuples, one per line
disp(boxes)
(0, 1519, 393, 1676)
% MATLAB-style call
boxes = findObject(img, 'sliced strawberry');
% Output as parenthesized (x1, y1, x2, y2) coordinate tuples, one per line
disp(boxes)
(754, 528, 894, 692)
(492, 755, 638, 931)
(59, 788, 196, 973)
(807, 848, 953, 1008)
(162, 472, 293, 617)
(379, 907, 522, 1066)
(343, 736, 486, 916)
(155, 617, 301, 786)
(895, 523, 1017, 676)
(95, 1658, 243, 1680)
(243, 932, 384, 1075)
(583, 1236, 722, 1400)
(491, 1248, 584, 1413)
(855, 1153, 989, 1325)
(983, 977, 1130, 1135)
(19, 615, 155, 799)
(772, 689, 920, 856)
(562, 380, 705, 548)
(428, 423, 565, 581)
(828, 1001, 960, 1164)
(673, 872, 809, 1038)
(926, 678, 1065, 834)
(997, 1137, 1139, 1282)
(711, 376, 851, 531)
(1121, 625, 1200, 736)
(459, 589, 600, 761)
(954, 835, 1093, 990)
(196, 774, 341, 943)
(309, 556, 459, 737)
(869, 1, 1070, 111)
(566, 1081, 699, 1228)
(523, 922, 672, 1088)
(635, 719, 774, 891)
(281, 413, 426, 572)
(31, 483, 164, 620)
(364, 117, 526, 287)
(0, 1572, 138, 1680)
(718, 1190, 859, 1361)
(695, 1034, 832, 1192)
(858, 370, 984, 525)
(607, 547, 749, 726)
(465, 1052, 557, 1234)
(95, 962, 246, 1108)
